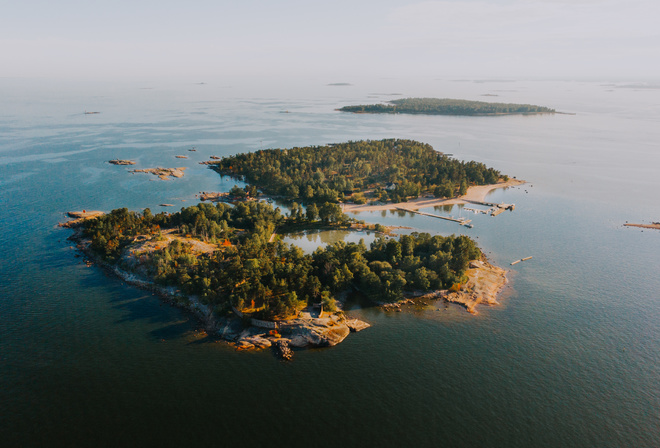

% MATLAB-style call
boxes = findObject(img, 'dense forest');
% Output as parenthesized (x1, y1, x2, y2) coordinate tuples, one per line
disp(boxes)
(340, 98, 555, 116)
(82, 202, 481, 320)
(207, 139, 504, 204)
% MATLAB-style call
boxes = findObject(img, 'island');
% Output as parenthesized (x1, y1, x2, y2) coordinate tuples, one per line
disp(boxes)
(65, 139, 516, 357)
(67, 200, 493, 355)
(205, 139, 506, 205)
(339, 97, 555, 116)
(108, 159, 136, 165)
(131, 167, 186, 180)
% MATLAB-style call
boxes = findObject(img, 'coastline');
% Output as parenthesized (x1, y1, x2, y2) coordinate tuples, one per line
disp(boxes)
(384, 258, 508, 314)
(65, 227, 370, 356)
(445, 259, 507, 313)
(61, 175, 517, 354)
(343, 178, 525, 213)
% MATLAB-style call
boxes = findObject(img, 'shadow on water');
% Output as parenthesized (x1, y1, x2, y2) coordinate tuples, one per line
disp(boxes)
(184, 332, 226, 346)
(149, 319, 199, 342)
(74, 261, 199, 341)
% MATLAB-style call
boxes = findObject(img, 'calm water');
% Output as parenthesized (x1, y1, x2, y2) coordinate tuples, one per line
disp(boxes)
(1, 77, 659, 447)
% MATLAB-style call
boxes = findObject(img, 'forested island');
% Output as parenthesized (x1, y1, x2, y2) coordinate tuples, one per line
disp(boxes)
(81, 202, 479, 319)
(71, 200, 486, 352)
(67, 139, 512, 354)
(339, 98, 555, 116)
(206, 139, 505, 204)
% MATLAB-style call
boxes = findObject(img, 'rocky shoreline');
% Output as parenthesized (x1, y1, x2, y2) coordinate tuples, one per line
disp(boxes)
(66, 226, 370, 359)
(380, 258, 507, 314)
(59, 211, 105, 228)
(61, 209, 507, 359)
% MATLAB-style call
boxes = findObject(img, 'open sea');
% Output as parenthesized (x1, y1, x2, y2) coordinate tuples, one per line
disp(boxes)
(1, 76, 659, 447)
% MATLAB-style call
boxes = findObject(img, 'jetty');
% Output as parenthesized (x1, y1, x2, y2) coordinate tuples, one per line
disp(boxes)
(511, 256, 533, 266)
(463, 200, 515, 217)
(396, 207, 472, 227)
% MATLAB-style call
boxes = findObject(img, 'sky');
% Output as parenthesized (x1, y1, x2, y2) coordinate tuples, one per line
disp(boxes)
(1, 0, 658, 80)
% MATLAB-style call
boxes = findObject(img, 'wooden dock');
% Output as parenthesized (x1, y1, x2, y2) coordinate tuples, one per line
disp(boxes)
(511, 256, 533, 266)
(463, 199, 515, 216)
(396, 207, 471, 226)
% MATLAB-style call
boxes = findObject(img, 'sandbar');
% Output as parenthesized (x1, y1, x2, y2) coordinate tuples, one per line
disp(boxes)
(624, 223, 660, 230)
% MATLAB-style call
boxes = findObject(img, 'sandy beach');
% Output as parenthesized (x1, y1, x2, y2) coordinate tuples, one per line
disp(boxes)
(343, 178, 525, 213)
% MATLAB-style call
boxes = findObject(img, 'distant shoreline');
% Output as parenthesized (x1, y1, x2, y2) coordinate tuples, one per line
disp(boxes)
(342, 110, 557, 117)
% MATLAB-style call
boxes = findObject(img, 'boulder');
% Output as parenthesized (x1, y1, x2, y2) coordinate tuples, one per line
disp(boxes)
(346, 319, 371, 332)
(287, 321, 350, 347)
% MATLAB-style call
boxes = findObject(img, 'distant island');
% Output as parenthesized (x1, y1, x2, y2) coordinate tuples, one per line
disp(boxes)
(339, 97, 555, 116)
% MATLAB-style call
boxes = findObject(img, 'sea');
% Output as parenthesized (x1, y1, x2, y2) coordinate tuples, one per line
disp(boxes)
(1, 76, 659, 447)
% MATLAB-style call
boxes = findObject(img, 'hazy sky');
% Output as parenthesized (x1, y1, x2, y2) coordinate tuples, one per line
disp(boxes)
(1, 0, 658, 79)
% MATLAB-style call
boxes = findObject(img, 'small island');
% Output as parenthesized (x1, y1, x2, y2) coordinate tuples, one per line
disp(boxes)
(205, 139, 506, 205)
(108, 159, 136, 165)
(68, 200, 492, 355)
(131, 167, 186, 180)
(339, 97, 555, 116)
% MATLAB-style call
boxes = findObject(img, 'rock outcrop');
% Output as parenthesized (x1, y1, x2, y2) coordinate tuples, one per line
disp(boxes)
(131, 167, 186, 180)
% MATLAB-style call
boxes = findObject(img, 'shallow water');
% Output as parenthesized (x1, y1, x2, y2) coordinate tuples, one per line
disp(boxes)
(1, 77, 659, 447)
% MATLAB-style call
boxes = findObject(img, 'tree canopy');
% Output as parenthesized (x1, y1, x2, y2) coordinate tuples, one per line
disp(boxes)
(207, 139, 504, 203)
(83, 202, 481, 320)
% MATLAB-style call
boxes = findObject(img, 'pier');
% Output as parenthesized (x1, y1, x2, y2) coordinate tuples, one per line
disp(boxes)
(511, 256, 533, 266)
(463, 200, 515, 216)
(396, 207, 472, 227)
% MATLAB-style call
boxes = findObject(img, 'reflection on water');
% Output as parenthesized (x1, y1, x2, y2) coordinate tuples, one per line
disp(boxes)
(281, 229, 378, 253)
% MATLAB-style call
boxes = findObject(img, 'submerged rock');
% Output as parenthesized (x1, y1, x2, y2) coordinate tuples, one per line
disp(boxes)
(275, 340, 293, 360)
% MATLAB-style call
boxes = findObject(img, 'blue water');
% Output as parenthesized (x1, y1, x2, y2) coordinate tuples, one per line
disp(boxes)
(1, 77, 659, 447)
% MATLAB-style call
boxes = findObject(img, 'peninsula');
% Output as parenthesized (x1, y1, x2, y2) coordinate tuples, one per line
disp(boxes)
(339, 98, 555, 116)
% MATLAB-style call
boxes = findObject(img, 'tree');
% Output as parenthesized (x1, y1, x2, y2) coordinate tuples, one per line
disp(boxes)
(306, 203, 319, 221)
(229, 185, 247, 198)
(319, 202, 342, 223)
